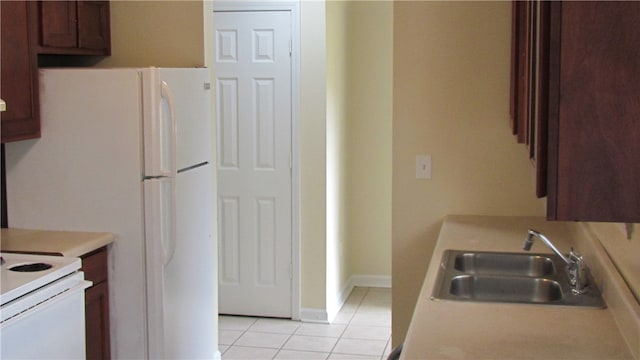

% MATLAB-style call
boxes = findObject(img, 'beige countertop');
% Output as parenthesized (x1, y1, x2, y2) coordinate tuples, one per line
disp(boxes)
(401, 215, 636, 360)
(1, 228, 114, 257)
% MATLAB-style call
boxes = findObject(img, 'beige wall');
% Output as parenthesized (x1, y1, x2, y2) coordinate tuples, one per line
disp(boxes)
(347, 1, 393, 278)
(323, 0, 394, 317)
(302, 0, 394, 316)
(300, 0, 329, 311)
(392, 1, 546, 345)
(587, 222, 640, 300)
(97, 1, 205, 68)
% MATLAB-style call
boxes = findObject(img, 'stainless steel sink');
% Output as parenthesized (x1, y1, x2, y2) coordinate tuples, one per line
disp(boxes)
(454, 252, 555, 277)
(449, 275, 563, 303)
(431, 250, 605, 308)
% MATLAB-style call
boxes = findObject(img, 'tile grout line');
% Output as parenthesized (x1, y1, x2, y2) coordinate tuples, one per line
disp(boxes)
(220, 287, 391, 359)
(326, 287, 370, 357)
(220, 316, 259, 355)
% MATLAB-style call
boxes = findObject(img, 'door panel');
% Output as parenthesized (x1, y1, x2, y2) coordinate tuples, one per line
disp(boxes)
(215, 10, 292, 318)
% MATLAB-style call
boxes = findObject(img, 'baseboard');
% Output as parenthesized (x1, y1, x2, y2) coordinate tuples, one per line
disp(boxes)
(328, 277, 356, 322)
(300, 274, 391, 324)
(351, 274, 392, 288)
(299, 308, 329, 323)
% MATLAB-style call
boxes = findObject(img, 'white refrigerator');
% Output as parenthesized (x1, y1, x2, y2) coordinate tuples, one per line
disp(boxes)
(5, 67, 218, 359)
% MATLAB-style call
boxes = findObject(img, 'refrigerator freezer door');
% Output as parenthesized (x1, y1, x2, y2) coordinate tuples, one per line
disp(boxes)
(158, 68, 212, 171)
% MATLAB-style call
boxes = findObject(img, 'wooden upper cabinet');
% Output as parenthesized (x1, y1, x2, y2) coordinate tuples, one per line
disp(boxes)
(40, 1, 78, 49)
(77, 1, 111, 51)
(511, 1, 549, 198)
(1, 1, 40, 143)
(546, 1, 640, 222)
(511, 1, 532, 145)
(512, 1, 640, 222)
(36, 1, 111, 55)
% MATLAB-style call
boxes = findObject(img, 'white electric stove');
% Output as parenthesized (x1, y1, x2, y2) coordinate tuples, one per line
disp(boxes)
(0, 252, 91, 359)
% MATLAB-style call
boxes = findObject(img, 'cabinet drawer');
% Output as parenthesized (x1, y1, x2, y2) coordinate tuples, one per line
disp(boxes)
(81, 247, 108, 285)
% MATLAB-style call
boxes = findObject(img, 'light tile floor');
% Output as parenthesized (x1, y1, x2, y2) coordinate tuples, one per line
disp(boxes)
(219, 287, 392, 360)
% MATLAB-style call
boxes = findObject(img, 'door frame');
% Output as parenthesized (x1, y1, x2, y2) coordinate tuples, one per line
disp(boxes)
(213, 1, 301, 320)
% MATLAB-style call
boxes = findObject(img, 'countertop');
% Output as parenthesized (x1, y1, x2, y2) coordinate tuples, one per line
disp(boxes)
(1, 228, 114, 257)
(401, 215, 636, 360)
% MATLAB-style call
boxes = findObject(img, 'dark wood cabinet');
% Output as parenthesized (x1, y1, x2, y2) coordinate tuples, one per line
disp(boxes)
(511, 1, 640, 222)
(81, 247, 111, 360)
(0, 1, 41, 143)
(510, 1, 532, 145)
(510, 1, 549, 198)
(546, 1, 640, 222)
(36, 1, 111, 55)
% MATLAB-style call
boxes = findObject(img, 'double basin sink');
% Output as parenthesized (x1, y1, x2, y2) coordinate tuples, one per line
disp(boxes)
(431, 250, 605, 308)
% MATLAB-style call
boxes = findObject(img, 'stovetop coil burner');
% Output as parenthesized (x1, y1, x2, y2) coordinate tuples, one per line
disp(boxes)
(9, 263, 53, 272)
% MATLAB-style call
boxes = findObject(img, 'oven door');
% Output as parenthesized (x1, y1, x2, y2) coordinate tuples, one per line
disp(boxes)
(1, 272, 91, 359)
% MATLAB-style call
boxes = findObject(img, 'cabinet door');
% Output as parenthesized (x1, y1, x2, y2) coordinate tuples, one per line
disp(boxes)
(77, 1, 111, 53)
(0, 1, 40, 143)
(547, 2, 640, 222)
(85, 282, 111, 360)
(514, 1, 532, 145)
(82, 247, 111, 360)
(532, 1, 550, 198)
(37, 0, 111, 55)
(510, 1, 549, 198)
(40, 1, 77, 48)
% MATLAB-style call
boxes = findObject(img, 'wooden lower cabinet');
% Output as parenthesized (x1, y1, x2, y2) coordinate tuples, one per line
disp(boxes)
(85, 282, 110, 360)
(81, 247, 111, 360)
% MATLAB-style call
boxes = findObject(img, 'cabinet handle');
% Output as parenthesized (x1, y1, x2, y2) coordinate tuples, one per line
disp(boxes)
(0, 99, 6, 112)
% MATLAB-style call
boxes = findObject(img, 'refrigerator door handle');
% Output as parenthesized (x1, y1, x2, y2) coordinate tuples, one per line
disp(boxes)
(164, 178, 177, 265)
(160, 80, 178, 177)
(146, 177, 176, 266)
(143, 177, 177, 359)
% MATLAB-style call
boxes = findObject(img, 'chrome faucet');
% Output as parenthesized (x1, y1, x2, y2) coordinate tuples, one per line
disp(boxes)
(523, 229, 588, 294)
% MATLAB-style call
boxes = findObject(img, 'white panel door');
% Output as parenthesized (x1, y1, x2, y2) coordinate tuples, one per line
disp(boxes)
(215, 10, 293, 318)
